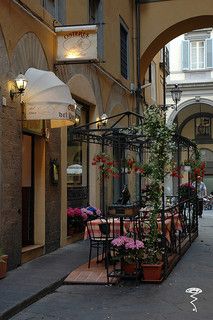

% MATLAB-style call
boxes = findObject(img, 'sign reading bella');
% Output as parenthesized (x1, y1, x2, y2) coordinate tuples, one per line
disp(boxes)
(23, 103, 76, 121)
(55, 25, 98, 62)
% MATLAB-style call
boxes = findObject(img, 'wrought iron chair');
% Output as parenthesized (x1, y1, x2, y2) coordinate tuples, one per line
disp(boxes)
(87, 218, 114, 268)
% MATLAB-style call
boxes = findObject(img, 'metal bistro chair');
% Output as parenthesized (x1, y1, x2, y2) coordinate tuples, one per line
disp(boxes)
(87, 218, 113, 268)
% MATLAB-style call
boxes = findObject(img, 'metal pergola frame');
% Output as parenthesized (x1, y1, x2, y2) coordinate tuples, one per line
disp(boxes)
(69, 111, 146, 212)
(69, 111, 198, 210)
(69, 110, 199, 282)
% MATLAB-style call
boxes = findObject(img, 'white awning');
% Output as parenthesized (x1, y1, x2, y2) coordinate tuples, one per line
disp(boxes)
(22, 68, 76, 127)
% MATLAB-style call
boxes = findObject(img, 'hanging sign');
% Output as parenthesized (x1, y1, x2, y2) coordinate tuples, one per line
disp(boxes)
(24, 103, 75, 121)
(55, 25, 98, 62)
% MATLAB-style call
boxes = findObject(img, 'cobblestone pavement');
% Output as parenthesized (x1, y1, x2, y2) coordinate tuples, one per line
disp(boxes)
(9, 211, 213, 320)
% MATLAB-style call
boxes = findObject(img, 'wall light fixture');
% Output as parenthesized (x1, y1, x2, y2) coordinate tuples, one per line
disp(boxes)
(10, 73, 28, 100)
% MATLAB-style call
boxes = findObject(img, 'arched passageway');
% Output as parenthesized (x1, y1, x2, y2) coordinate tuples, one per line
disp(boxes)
(140, 0, 213, 79)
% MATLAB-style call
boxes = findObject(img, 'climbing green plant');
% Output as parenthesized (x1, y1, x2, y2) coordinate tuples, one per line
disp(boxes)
(141, 105, 176, 263)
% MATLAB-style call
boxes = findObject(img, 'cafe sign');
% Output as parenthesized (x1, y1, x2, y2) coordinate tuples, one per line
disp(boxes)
(55, 25, 98, 62)
(24, 103, 75, 121)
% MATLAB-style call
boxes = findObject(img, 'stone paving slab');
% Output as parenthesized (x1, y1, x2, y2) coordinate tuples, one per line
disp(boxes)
(9, 211, 213, 320)
(0, 240, 92, 319)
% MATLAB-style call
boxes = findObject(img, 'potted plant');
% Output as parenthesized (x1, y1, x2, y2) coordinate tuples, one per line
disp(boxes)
(0, 248, 8, 279)
(67, 206, 102, 236)
(67, 207, 87, 235)
(180, 157, 206, 180)
(111, 236, 144, 274)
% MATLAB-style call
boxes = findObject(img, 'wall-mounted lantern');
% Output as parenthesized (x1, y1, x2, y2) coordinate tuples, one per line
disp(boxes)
(10, 73, 28, 100)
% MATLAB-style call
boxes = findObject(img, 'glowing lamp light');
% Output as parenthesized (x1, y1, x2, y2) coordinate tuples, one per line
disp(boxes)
(10, 73, 28, 100)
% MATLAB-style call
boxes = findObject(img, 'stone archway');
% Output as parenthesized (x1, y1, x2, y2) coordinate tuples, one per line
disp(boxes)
(167, 98, 213, 126)
(140, 0, 213, 78)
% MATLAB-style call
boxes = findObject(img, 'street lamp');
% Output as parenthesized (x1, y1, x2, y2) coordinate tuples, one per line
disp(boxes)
(171, 84, 182, 110)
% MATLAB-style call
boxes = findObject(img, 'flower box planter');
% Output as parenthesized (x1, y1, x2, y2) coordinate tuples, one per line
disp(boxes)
(67, 225, 85, 237)
(142, 262, 163, 281)
(0, 255, 8, 279)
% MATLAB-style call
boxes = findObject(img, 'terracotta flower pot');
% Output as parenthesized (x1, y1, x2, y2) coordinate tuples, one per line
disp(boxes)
(142, 262, 163, 281)
(122, 262, 136, 274)
(0, 255, 8, 279)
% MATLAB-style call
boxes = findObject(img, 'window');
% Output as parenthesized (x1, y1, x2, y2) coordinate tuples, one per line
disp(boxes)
(120, 22, 128, 79)
(89, 0, 104, 60)
(182, 31, 213, 70)
(195, 116, 211, 139)
(43, 0, 66, 24)
(89, 0, 100, 23)
(190, 41, 205, 70)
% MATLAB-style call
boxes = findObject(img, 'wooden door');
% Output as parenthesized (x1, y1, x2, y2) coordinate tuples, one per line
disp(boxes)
(22, 134, 34, 246)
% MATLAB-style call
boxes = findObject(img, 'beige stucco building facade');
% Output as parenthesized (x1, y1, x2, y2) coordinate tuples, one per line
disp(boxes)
(0, 0, 166, 269)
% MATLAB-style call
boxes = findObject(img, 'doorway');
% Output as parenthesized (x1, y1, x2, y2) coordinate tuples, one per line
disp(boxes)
(22, 134, 34, 246)
(67, 104, 90, 209)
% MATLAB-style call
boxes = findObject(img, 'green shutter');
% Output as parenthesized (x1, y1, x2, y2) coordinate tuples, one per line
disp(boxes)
(182, 40, 190, 70)
(206, 38, 213, 69)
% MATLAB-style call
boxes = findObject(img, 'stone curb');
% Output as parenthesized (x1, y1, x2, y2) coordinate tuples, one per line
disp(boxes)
(0, 276, 67, 320)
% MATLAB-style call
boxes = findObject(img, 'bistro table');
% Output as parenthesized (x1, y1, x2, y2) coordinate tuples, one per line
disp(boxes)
(84, 218, 132, 240)
(139, 207, 182, 243)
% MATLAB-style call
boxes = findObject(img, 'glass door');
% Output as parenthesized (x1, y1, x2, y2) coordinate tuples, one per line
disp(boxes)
(67, 104, 89, 209)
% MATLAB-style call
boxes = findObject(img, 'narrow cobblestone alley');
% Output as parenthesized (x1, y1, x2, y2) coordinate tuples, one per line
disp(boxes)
(10, 211, 213, 320)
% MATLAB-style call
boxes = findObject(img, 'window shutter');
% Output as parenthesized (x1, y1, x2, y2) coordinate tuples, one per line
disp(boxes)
(44, 0, 55, 17)
(182, 40, 190, 70)
(206, 38, 213, 68)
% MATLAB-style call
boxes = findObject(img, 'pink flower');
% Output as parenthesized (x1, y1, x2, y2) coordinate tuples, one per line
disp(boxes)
(124, 239, 144, 250)
(111, 236, 128, 247)
(67, 208, 75, 217)
(112, 236, 144, 250)
(96, 209, 101, 216)
(81, 212, 88, 221)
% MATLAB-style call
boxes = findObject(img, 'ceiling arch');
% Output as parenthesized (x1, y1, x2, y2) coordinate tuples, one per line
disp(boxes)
(11, 32, 49, 76)
(67, 74, 97, 106)
(0, 26, 10, 79)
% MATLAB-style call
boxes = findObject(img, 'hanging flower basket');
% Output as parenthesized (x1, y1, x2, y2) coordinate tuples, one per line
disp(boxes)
(182, 165, 191, 172)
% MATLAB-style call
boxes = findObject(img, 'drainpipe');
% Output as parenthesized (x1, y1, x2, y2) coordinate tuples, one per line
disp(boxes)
(135, 0, 142, 206)
(135, 0, 142, 115)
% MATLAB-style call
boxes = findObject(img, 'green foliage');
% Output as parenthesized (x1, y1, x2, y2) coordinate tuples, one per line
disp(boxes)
(139, 105, 176, 264)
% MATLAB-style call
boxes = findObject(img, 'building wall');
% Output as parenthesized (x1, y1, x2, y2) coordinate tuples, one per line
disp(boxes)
(0, 0, 60, 269)
(140, 0, 213, 79)
(0, 0, 164, 268)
